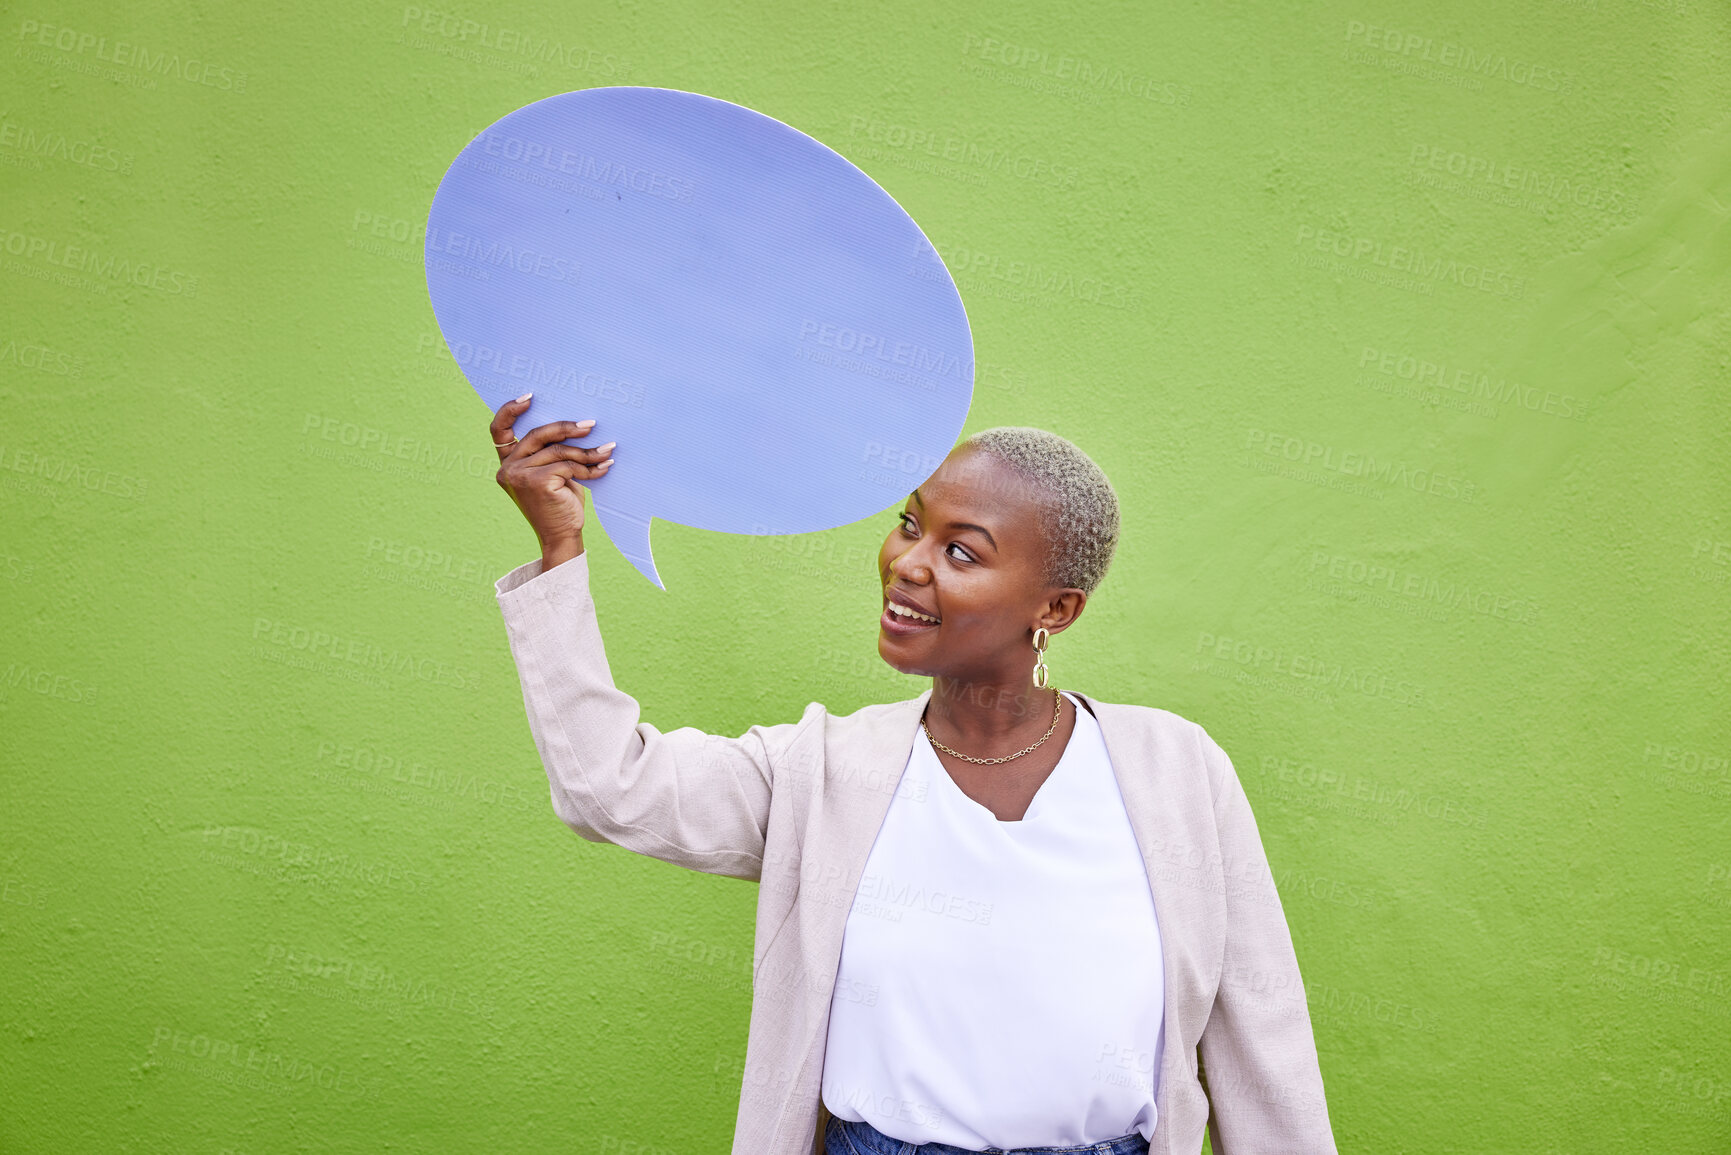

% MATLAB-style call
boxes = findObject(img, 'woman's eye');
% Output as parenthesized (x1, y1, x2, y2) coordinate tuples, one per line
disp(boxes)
(895, 514, 970, 562)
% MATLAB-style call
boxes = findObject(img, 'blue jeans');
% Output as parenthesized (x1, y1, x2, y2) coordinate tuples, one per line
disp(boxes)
(826, 1114, 1151, 1155)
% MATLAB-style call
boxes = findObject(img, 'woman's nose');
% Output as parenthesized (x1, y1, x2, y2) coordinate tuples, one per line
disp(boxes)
(890, 548, 931, 583)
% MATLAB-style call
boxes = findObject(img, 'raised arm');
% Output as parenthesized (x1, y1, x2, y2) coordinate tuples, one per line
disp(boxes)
(1193, 725, 1338, 1153)
(489, 394, 812, 882)
(496, 549, 814, 880)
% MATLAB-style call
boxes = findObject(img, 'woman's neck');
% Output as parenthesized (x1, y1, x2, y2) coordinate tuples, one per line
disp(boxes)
(924, 676, 1065, 750)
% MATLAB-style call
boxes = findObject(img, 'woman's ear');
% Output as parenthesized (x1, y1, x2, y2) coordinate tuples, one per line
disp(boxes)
(1038, 589, 1088, 634)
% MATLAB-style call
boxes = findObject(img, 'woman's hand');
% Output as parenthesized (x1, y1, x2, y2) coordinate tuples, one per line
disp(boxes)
(490, 393, 615, 569)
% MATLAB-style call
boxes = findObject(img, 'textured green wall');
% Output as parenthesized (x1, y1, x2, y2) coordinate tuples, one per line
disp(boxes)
(3, 1, 1729, 1151)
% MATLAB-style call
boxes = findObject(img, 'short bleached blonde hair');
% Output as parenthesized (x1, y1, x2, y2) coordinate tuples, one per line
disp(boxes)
(960, 426, 1120, 596)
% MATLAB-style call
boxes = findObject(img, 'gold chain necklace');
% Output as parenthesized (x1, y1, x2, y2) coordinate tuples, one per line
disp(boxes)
(920, 687, 1063, 765)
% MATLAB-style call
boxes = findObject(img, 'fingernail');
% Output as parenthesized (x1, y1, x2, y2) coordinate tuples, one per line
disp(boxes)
(515, 392, 532, 403)
(577, 419, 596, 427)
(599, 442, 616, 452)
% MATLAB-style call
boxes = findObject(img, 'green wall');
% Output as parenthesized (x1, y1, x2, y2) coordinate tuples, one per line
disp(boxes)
(4, 1, 1729, 1151)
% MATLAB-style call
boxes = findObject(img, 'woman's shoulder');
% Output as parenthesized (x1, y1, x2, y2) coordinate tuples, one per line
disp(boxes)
(811, 690, 926, 734)
(1067, 690, 1215, 739)
(1067, 692, 1249, 780)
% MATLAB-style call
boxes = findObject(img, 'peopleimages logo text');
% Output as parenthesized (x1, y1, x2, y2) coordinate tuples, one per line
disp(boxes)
(399, 7, 629, 77)
(1344, 20, 1572, 94)
(1295, 225, 1523, 298)
(0, 227, 196, 294)
(960, 32, 1191, 105)
(17, 19, 247, 90)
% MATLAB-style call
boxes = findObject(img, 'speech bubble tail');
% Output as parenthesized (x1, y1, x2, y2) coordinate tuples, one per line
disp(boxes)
(593, 502, 665, 590)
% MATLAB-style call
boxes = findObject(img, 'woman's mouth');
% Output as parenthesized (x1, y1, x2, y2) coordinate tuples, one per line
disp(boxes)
(881, 600, 940, 635)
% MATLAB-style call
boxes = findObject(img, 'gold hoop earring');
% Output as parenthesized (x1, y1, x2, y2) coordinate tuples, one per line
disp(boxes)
(1031, 627, 1051, 689)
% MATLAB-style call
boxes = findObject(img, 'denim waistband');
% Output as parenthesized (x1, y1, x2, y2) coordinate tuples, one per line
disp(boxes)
(826, 1114, 1150, 1155)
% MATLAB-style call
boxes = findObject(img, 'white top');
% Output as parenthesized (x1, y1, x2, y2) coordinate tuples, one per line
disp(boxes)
(820, 690, 1165, 1149)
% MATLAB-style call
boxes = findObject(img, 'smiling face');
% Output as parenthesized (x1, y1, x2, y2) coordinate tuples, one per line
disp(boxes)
(877, 445, 1085, 683)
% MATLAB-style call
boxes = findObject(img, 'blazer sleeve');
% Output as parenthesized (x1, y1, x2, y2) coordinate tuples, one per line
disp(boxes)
(495, 550, 814, 882)
(1193, 725, 1338, 1154)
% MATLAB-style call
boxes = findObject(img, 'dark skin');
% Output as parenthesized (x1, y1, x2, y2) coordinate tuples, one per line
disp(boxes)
(490, 397, 1088, 821)
(489, 392, 613, 571)
(877, 445, 1088, 821)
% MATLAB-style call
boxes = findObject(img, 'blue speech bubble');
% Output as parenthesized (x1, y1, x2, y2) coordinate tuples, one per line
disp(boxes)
(424, 87, 974, 588)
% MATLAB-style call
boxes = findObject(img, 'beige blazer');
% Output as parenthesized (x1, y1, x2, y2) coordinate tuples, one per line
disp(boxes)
(496, 550, 1337, 1155)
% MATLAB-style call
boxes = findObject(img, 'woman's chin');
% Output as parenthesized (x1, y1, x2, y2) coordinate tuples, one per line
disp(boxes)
(875, 643, 931, 677)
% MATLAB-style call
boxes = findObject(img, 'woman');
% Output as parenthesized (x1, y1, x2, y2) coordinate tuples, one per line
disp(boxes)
(488, 394, 1337, 1155)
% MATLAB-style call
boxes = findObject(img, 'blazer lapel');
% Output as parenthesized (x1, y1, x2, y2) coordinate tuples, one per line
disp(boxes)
(1076, 691, 1225, 1154)
(805, 687, 932, 951)
(775, 688, 933, 1145)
